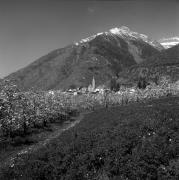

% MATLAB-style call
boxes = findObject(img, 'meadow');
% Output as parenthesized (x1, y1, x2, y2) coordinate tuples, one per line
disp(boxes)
(0, 96, 178, 180)
(0, 78, 179, 179)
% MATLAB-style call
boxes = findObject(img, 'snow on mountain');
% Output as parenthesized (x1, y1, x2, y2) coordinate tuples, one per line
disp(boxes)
(74, 26, 164, 51)
(75, 32, 107, 45)
(109, 26, 139, 39)
(109, 26, 164, 51)
(159, 37, 179, 49)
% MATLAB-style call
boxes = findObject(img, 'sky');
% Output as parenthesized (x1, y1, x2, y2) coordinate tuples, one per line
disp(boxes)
(0, 0, 178, 78)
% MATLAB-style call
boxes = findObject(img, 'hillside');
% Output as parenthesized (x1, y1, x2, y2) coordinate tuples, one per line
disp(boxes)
(143, 44, 179, 65)
(1, 96, 178, 180)
(118, 44, 179, 85)
(5, 26, 163, 91)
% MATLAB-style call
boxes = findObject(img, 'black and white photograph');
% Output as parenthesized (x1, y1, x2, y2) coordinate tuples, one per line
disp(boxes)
(0, 0, 179, 179)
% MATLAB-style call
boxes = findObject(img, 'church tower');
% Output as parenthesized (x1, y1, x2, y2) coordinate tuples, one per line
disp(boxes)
(92, 76, 95, 90)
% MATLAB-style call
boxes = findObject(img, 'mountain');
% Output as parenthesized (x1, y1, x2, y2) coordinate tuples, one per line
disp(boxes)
(142, 44, 179, 66)
(159, 37, 179, 49)
(77, 26, 164, 51)
(118, 44, 179, 85)
(108, 26, 164, 51)
(6, 26, 163, 91)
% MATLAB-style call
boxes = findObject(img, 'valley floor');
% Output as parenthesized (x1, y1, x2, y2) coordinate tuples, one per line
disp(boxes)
(0, 96, 179, 180)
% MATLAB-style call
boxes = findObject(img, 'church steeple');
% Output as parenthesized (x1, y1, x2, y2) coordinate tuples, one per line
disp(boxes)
(92, 76, 95, 90)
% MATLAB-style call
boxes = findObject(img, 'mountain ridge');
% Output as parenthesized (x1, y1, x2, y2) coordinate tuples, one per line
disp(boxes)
(75, 26, 164, 51)
(117, 44, 179, 85)
(159, 37, 179, 49)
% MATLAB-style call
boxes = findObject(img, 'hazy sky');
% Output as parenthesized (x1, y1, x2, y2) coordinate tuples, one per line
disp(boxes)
(0, 0, 178, 77)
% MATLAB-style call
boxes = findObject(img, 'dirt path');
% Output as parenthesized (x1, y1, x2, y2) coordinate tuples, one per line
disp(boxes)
(0, 111, 89, 170)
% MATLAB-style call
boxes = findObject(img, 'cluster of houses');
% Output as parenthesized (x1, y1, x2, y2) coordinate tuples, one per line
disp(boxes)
(47, 76, 144, 96)
(65, 76, 138, 96)
(67, 77, 107, 95)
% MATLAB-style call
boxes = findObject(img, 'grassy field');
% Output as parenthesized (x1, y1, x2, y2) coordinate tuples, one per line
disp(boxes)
(0, 96, 178, 180)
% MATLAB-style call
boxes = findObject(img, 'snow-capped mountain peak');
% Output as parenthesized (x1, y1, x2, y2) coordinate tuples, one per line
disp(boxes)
(109, 26, 163, 50)
(109, 26, 137, 39)
(109, 27, 120, 34)
(159, 37, 179, 49)
(109, 26, 130, 34)
(74, 26, 164, 51)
